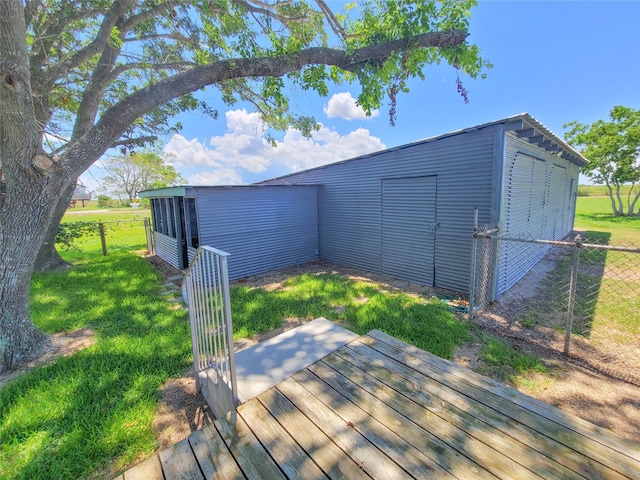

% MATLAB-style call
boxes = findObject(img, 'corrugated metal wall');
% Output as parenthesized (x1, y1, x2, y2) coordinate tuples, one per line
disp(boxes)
(262, 127, 500, 292)
(195, 186, 319, 280)
(381, 176, 437, 285)
(155, 232, 180, 269)
(497, 132, 581, 295)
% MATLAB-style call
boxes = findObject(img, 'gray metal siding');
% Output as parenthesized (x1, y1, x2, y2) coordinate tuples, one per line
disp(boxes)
(381, 176, 437, 285)
(497, 132, 581, 295)
(195, 186, 319, 280)
(263, 127, 499, 292)
(155, 232, 180, 269)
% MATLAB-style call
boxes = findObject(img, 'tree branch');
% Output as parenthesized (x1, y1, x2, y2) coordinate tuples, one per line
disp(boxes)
(64, 29, 468, 176)
(110, 135, 158, 149)
(43, 0, 134, 85)
(121, 0, 182, 32)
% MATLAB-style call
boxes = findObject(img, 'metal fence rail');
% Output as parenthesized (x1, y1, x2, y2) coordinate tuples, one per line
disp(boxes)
(470, 220, 640, 386)
(183, 246, 238, 416)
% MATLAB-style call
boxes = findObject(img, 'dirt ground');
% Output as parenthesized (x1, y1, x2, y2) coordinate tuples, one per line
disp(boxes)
(5, 256, 637, 449)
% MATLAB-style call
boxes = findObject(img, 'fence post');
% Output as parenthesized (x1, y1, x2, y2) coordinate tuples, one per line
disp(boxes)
(99, 222, 107, 256)
(564, 234, 582, 356)
(144, 217, 154, 254)
(469, 208, 479, 320)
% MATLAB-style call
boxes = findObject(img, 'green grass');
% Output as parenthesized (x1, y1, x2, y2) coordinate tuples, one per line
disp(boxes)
(233, 273, 471, 359)
(577, 184, 638, 197)
(1, 216, 472, 479)
(59, 207, 151, 257)
(477, 336, 547, 388)
(62, 207, 151, 224)
(575, 196, 640, 244)
(0, 253, 191, 479)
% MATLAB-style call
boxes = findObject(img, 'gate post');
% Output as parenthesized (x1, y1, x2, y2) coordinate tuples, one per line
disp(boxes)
(564, 234, 582, 356)
(469, 208, 479, 320)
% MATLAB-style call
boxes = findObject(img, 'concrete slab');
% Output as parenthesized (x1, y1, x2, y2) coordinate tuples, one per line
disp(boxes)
(234, 318, 358, 402)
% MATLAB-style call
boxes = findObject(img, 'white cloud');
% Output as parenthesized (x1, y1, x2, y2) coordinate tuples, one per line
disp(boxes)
(164, 109, 386, 184)
(272, 126, 385, 172)
(164, 134, 222, 168)
(323, 92, 379, 120)
(189, 169, 243, 185)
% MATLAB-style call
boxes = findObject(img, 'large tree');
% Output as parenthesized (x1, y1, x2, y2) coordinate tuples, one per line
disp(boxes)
(0, 0, 489, 372)
(99, 150, 185, 202)
(564, 106, 640, 217)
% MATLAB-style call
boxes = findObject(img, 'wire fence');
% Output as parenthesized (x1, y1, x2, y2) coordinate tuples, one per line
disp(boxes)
(56, 219, 149, 254)
(470, 224, 640, 386)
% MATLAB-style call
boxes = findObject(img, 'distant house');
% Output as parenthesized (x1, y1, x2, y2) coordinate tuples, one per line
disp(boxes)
(140, 113, 587, 297)
(70, 185, 92, 207)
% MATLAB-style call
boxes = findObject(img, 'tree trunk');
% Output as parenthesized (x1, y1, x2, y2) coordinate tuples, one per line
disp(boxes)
(614, 184, 625, 216)
(605, 182, 621, 216)
(629, 186, 640, 216)
(0, 0, 57, 372)
(0, 168, 66, 371)
(34, 182, 76, 272)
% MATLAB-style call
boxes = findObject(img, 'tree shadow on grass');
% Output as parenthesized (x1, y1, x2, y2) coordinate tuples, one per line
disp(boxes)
(1, 252, 192, 479)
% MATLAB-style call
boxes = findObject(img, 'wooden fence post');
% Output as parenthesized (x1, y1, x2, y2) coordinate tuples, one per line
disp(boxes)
(99, 222, 107, 256)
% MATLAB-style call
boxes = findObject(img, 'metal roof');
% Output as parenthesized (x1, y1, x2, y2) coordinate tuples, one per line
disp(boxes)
(138, 183, 317, 198)
(259, 113, 587, 185)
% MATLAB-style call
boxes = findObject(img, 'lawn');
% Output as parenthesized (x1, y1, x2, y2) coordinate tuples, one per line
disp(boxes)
(2, 195, 635, 478)
(0, 207, 473, 479)
(575, 195, 639, 244)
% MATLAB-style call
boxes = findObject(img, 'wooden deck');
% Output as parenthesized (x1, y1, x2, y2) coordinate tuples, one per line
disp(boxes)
(119, 330, 640, 479)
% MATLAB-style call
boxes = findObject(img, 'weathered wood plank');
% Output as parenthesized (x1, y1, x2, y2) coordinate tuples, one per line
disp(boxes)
(123, 454, 164, 480)
(277, 376, 408, 480)
(326, 348, 585, 480)
(238, 397, 329, 480)
(256, 387, 370, 479)
(214, 411, 287, 479)
(367, 330, 640, 455)
(336, 342, 617, 480)
(363, 331, 640, 477)
(188, 425, 245, 480)
(310, 358, 547, 480)
(158, 438, 204, 480)
(294, 368, 459, 480)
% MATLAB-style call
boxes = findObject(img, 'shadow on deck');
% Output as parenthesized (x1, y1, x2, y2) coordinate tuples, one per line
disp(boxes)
(118, 327, 640, 479)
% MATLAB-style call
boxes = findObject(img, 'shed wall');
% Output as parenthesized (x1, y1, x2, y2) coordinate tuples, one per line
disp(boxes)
(497, 132, 580, 295)
(154, 232, 180, 269)
(195, 186, 319, 280)
(262, 127, 500, 292)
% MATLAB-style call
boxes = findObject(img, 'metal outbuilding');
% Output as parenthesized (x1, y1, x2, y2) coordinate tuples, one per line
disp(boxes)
(141, 113, 586, 296)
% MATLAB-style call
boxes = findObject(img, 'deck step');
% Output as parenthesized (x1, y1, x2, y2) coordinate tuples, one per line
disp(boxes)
(234, 318, 358, 402)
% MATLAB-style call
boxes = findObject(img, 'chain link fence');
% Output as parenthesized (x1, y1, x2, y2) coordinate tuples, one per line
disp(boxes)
(470, 223, 640, 386)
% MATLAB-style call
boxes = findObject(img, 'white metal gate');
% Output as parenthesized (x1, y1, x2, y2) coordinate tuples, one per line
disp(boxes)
(182, 246, 238, 417)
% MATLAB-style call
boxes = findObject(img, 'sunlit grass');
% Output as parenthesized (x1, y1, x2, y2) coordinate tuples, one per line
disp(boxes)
(477, 336, 547, 388)
(1, 250, 191, 479)
(232, 273, 470, 359)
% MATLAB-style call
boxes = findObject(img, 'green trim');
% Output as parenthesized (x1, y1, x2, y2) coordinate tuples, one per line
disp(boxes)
(138, 186, 189, 198)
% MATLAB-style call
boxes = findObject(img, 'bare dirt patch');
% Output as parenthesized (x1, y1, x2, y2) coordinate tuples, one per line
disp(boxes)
(147, 256, 640, 446)
(0, 328, 96, 388)
(152, 370, 214, 449)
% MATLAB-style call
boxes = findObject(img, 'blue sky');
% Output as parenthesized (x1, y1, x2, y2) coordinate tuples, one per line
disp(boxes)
(82, 0, 640, 192)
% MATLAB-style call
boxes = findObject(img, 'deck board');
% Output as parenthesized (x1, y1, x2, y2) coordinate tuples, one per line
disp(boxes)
(119, 329, 640, 480)
(361, 332, 639, 478)
(338, 339, 618, 479)
(238, 397, 329, 479)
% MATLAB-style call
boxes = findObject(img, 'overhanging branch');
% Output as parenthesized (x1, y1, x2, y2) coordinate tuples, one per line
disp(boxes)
(64, 29, 468, 176)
